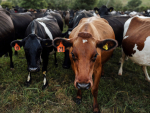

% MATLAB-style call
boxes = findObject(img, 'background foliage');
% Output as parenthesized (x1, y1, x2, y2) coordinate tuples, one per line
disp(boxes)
(0, 0, 150, 11)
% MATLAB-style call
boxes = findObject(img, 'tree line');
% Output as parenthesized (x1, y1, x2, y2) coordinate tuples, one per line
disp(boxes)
(0, 0, 150, 12)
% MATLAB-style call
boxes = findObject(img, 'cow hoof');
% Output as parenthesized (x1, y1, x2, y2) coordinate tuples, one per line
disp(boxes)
(15, 51, 18, 56)
(62, 64, 70, 69)
(55, 63, 58, 67)
(94, 111, 101, 113)
(10, 63, 14, 69)
(42, 82, 48, 90)
(25, 81, 30, 87)
(75, 98, 82, 105)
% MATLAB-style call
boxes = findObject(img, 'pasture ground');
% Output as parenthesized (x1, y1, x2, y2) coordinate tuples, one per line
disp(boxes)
(0, 26, 150, 113)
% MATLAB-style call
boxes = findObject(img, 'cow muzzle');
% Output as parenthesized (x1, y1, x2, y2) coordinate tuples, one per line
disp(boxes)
(76, 83, 91, 90)
(28, 67, 39, 72)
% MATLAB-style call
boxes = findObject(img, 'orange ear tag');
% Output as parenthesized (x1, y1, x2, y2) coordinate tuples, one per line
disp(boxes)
(14, 43, 20, 51)
(57, 42, 65, 52)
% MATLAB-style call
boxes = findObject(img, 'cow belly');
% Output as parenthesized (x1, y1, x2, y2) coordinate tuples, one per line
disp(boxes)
(128, 36, 150, 66)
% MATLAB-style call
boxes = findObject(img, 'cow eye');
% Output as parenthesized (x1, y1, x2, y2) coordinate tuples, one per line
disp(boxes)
(92, 53, 98, 62)
(71, 52, 77, 61)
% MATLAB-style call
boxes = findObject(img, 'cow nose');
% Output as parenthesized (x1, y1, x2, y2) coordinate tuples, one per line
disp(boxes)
(29, 67, 38, 72)
(76, 83, 91, 90)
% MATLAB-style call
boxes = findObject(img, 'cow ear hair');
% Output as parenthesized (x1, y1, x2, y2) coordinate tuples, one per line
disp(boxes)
(96, 39, 118, 51)
(41, 39, 53, 47)
(53, 37, 73, 49)
(108, 7, 114, 12)
(10, 40, 23, 47)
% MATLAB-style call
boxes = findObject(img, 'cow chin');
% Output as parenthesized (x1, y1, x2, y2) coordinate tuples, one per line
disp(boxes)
(74, 78, 93, 90)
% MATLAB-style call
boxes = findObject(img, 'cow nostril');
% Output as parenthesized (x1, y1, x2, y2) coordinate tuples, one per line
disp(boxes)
(76, 83, 91, 90)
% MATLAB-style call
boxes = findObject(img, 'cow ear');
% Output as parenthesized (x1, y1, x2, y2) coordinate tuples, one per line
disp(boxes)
(53, 37, 73, 49)
(41, 39, 52, 47)
(94, 7, 99, 13)
(96, 39, 118, 51)
(10, 40, 23, 47)
(108, 7, 113, 12)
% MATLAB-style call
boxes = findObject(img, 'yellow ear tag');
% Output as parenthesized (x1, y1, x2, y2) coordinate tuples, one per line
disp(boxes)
(43, 71, 46, 75)
(96, 10, 98, 14)
(103, 43, 108, 50)
(110, 9, 112, 12)
(45, 43, 48, 45)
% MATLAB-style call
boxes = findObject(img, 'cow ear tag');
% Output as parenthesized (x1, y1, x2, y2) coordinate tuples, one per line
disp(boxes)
(95, 10, 98, 14)
(14, 43, 20, 51)
(57, 42, 65, 52)
(103, 43, 108, 50)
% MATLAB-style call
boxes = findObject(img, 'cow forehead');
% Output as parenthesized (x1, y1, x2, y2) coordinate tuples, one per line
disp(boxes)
(72, 38, 96, 56)
(24, 37, 41, 49)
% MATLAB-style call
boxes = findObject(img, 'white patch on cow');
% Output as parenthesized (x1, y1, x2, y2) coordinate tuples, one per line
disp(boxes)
(37, 21, 53, 40)
(124, 36, 129, 39)
(68, 31, 71, 35)
(123, 17, 134, 37)
(27, 72, 30, 82)
(129, 36, 150, 66)
(83, 39, 88, 43)
(43, 77, 46, 85)
(36, 17, 51, 21)
(147, 9, 150, 13)
(137, 15, 150, 19)
(93, 12, 97, 16)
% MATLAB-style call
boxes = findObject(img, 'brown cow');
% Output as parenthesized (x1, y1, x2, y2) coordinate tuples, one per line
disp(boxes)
(53, 16, 118, 113)
(118, 16, 150, 82)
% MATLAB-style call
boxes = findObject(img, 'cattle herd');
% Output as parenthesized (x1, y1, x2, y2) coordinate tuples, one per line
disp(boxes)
(1, 5, 150, 113)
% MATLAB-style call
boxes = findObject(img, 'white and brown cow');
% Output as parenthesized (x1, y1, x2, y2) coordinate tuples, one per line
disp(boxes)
(118, 16, 150, 82)
(53, 16, 118, 113)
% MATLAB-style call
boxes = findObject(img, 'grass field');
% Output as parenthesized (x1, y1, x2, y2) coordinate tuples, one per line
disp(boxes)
(1, 26, 150, 113)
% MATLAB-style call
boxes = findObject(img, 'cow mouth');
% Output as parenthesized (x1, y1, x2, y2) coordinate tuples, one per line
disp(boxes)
(76, 83, 91, 90)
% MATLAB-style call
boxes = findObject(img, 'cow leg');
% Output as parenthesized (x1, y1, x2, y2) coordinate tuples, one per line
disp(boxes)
(143, 66, 150, 82)
(41, 51, 49, 89)
(75, 89, 82, 105)
(9, 47, 14, 69)
(42, 71, 48, 90)
(92, 66, 102, 113)
(15, 50, 18, 55)
(4, 53, 8, 57)
(62, 49, 71, 69)
(26, 72, 31, 87)
(118, 51, 126, 75)
(54, 51, 58, 67)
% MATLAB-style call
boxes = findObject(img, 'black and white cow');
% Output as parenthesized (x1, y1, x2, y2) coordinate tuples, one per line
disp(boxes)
(0, 8, 15, 68)
(11, 15, 62, 89)
(94, 5, 130, 46)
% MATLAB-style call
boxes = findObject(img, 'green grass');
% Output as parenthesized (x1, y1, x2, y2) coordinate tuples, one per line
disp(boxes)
(1, 27, 150, 113)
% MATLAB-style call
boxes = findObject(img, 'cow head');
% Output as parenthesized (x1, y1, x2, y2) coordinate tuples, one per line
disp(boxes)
(11, 34, 52, 72)
(53, 32, 117, 89)
(94, 5, 114, 16)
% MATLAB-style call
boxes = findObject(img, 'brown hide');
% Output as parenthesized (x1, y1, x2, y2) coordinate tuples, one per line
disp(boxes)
(122, 17, 150, 56)
(65, 11, 70, 26)
(68, 16, 115, 88)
